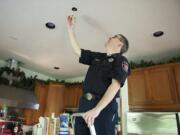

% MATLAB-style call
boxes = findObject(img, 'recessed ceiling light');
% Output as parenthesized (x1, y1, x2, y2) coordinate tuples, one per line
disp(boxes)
(72, 7, 78, 11)
(54, 67, 60, 70)
(46, 22, 56, 29)
(153, 31, 164, 37)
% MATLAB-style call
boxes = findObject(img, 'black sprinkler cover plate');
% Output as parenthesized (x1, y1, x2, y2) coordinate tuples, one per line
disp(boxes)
(46, 22, 56, 29)
(153, 31, 164, 37)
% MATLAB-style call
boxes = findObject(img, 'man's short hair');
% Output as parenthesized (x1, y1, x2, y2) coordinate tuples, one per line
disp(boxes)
(117, 34, 129, 54)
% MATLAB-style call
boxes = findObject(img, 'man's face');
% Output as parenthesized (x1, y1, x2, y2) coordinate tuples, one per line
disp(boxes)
(105, 35, 124, 51)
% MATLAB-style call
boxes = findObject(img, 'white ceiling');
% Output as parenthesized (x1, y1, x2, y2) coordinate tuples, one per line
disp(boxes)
(0, 0, 180, 79)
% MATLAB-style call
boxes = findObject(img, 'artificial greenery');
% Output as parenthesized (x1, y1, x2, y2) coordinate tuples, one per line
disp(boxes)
(129, 56, 180, 69)
(0, 56, 179, 87)
(0, 66, 37, 91)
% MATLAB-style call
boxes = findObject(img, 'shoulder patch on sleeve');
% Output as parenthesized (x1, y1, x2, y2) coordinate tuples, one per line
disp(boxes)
(122, 61, 129, 73)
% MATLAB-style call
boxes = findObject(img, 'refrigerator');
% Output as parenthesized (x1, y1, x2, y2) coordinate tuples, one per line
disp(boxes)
(127, 112, 180, 135)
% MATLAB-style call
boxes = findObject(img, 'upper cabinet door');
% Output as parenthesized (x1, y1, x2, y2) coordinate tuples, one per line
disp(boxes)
(148, 67, 177, 104)
(44, 83, 65, 117)
(174, 64, 180, 103)
(128, 70, 151, 106)
(64, 84, 83, 108)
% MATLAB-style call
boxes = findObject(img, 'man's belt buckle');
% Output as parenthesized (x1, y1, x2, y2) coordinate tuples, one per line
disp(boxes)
(86, 93, 93, 101)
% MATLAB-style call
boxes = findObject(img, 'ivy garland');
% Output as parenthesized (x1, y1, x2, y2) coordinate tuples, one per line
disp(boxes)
(0, 56, 180, 87)
(59, 55, 180, 85)
(129, 56, 180, 69)
(0, 66, 37, 90)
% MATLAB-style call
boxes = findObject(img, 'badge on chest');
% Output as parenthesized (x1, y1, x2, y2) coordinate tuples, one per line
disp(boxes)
(108, 58, 114, 62)
(95, 58, 100, 62)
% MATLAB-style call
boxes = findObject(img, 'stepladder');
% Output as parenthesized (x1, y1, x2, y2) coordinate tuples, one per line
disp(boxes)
(71, 113, 97, 135)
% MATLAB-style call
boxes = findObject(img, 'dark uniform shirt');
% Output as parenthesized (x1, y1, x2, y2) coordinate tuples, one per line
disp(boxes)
(79, 49, 131, 98)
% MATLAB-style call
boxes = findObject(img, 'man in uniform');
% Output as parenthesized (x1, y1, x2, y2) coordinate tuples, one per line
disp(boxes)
(67, 15, 130, 135)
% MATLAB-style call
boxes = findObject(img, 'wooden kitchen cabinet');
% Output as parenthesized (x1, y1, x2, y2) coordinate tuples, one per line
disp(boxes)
(64, 84, 83, 108)
(44, 83, 65, 117)
(128, 62, 180, 111)
(174, 63, 180, 102)
(23, 82, 83, 125)
(128, 70, 150, 106)
(148, 67, 177, 104)
(24, 81, 49, 125)
(23, 109, 34, 125)
(33, 82, 49, 121)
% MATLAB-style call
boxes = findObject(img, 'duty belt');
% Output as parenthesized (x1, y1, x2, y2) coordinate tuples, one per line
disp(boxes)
(83, 92, 101, 101)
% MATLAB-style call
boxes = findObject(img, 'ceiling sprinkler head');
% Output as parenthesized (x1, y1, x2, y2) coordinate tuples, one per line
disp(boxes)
(54, 67, 60, 70)
(46, 22, 56, 29)
(153, 31, 164, 37)
(72, 7, 78, 12)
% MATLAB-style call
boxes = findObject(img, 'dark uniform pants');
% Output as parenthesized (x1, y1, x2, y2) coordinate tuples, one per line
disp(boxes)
(75, 97, 118, 135)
